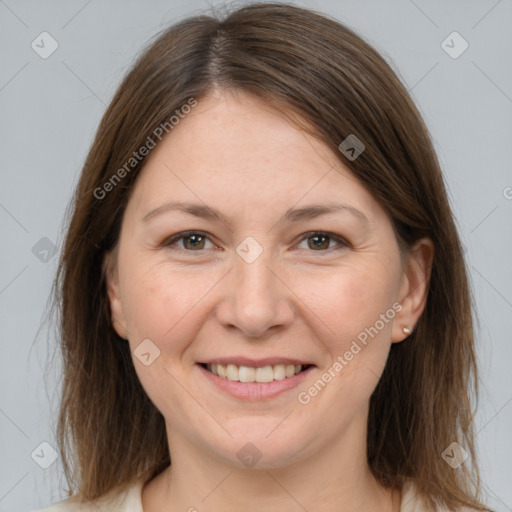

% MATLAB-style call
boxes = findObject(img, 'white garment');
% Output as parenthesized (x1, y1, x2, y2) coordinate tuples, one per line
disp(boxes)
(34, 477, 443, 511)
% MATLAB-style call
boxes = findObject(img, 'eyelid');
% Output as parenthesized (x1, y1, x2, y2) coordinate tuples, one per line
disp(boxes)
(162, 230, 350, 252)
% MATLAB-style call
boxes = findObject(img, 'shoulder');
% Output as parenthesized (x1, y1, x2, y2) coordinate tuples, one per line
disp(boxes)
(32, 498, 101, 512)
(400, 480, 452, 512)
(32, 499, 84, 512)
(33, 476, 147, 512)
(400, 480, 479, 512)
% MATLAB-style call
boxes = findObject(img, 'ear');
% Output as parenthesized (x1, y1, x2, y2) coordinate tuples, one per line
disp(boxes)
(103, 249, 129, 340)
(392, 237, 434, 343)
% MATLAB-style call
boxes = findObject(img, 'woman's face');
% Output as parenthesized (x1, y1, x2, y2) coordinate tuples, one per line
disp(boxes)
(106, 89, 431, 469)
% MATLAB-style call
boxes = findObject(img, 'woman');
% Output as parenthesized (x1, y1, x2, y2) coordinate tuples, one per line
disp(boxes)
(39, 2, 491, 511)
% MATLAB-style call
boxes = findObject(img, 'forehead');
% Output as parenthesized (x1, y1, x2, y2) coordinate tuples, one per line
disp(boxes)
(125, 89, 386, 224)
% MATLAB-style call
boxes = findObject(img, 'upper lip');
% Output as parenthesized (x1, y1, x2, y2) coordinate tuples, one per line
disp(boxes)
(199, 357, 314, 367)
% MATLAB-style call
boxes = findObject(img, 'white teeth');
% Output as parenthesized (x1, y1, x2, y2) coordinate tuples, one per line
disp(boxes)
(273, 364, 286, 380)
(205, 363, 308, 382)
(217, 363, 227, 378)
(226, 364, 239, 381)
(285, 364, 295, 378)
(255, 365, 274, 383)
(239, 366, 255, 382)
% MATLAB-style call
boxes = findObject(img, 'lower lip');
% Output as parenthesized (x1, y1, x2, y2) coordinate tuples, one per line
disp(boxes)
(197, 364, 315, 400)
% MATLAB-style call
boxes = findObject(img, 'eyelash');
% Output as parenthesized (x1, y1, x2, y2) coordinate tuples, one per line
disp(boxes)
(162, 230, 349, 254)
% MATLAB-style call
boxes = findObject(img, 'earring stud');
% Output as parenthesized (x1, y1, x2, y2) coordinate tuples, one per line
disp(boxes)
(402, 326, 412, 335)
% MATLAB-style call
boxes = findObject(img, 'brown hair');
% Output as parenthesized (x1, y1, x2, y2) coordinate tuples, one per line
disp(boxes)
(51, 2, 489, 510)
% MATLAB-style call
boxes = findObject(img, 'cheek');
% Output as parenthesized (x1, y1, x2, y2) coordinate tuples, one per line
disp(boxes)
(304, 259, 400, 358)
(118, 257, 218, 346)
(292, 263, 400, 423)
(118, 260, 214, 414)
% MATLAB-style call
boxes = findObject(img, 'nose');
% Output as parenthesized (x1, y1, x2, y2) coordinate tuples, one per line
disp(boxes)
(214, 249, 295, 339)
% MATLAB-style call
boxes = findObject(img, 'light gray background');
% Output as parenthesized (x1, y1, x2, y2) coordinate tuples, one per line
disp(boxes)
(1, 0, 511, 511)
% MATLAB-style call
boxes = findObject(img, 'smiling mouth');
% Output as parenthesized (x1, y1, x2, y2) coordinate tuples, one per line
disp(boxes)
(199, 362, 313, 383)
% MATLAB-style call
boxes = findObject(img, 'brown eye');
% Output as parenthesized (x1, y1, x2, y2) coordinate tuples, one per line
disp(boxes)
(308, 234, 330, 250)
(298, 232, 348, 252)
(164, 232, 214, 251)
(183, 234, 205, 250)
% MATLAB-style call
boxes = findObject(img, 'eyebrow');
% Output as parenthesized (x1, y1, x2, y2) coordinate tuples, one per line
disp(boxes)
(142, 200, 369, 225)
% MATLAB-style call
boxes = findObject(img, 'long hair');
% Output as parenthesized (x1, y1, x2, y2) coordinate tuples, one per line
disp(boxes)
(52, 3, 488, 510)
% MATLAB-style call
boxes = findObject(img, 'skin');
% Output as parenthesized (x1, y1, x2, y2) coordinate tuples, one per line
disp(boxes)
(106, 88, 433, 512)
